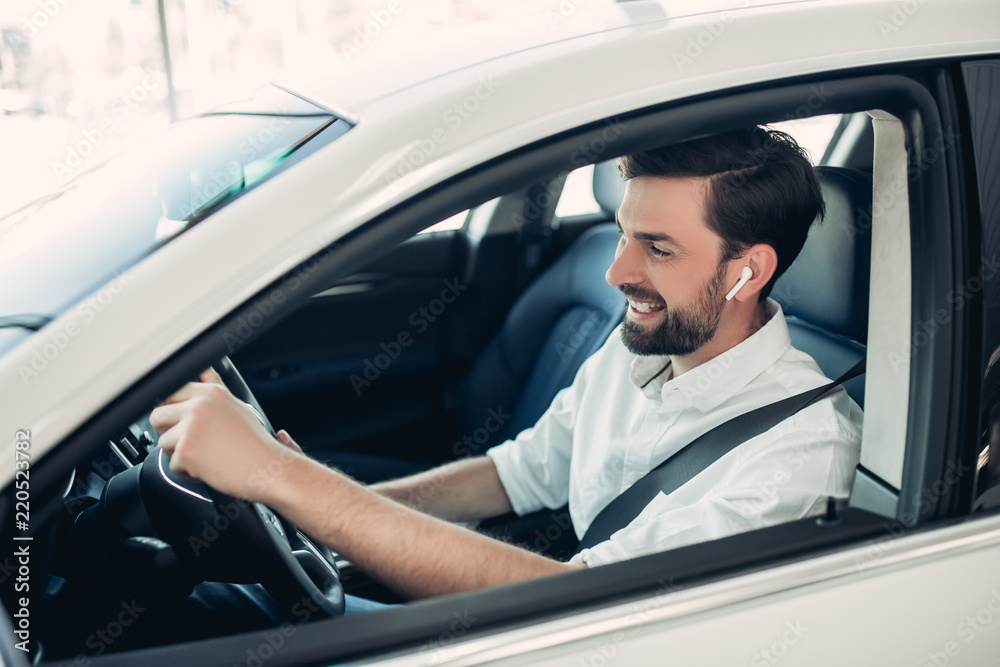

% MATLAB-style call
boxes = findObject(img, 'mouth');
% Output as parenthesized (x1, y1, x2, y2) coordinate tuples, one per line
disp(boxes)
(626, 297, 665, 320)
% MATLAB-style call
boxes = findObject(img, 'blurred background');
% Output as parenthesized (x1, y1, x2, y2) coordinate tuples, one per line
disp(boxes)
(0, 0, 840, 219)
(0, 0, 583, 218)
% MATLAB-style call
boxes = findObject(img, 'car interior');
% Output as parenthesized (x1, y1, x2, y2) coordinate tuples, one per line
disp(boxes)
(221, 114, 875, 565)
(7, 66, 975, 665)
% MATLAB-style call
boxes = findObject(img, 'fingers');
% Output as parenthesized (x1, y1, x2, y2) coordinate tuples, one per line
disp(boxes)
(149, 402, 182, 433)
(156, 425, 178, 454)
(157, 381, 204, 407)
(276, 429, 303, 453)
(157, 368, 226, 410)
(200, 366, 225, 386)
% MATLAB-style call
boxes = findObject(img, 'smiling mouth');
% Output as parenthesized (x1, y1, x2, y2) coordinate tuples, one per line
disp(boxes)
(626, 298, 665, 314)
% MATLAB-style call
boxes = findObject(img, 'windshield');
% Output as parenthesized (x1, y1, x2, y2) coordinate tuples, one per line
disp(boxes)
(0, 90, 347, 357)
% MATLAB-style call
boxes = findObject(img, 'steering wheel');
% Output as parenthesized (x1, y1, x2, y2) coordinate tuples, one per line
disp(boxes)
(126, 356, 345, 619)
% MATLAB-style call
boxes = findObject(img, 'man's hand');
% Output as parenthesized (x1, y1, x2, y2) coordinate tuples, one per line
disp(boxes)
(150, 369, 580, 599)
(149, 368, 301, 502)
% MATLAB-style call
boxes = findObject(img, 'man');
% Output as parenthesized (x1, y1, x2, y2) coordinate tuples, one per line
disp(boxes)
(150, 126, 862, 601)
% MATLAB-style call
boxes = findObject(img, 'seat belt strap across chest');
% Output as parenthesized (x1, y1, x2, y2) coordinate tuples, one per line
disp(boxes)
(575, 358, 866, 553)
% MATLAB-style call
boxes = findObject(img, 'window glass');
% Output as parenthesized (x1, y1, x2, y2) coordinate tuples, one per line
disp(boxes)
(770, 114, 843, 165)
(554, 164, 601, 218)
(553, 115, 843, 219)
(0, 107, 344, 358)
(419, 210, 469, 233)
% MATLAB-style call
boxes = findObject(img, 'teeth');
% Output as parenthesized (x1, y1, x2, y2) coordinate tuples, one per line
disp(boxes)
(628, 298, 662, 313)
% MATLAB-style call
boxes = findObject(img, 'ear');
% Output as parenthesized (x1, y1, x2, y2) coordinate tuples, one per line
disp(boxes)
(731, 244, 778, 302)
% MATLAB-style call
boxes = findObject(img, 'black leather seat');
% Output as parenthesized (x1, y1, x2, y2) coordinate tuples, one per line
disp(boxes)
(772, 168, 871, 406)
(461, 164, 871, 452)
(459, 226, 625, 453)
(460, 161, 627, 452)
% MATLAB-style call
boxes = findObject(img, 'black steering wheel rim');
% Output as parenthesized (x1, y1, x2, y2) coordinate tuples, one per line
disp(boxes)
(134, 356, 345, 619)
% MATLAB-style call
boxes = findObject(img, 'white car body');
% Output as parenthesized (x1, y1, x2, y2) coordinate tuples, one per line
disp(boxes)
(2, 0, 999, 664)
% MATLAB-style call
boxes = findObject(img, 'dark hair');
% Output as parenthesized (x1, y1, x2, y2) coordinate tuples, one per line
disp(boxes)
(618, 126, 824, 300)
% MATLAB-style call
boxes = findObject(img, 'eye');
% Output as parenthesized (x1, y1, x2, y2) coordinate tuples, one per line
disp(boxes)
(650, 245, 671, 258)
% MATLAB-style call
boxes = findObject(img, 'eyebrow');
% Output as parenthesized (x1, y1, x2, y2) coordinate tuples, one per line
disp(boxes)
(615, 211, 684, 248)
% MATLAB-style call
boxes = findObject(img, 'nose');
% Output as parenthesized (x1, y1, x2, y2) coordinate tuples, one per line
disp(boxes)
(605, 235, 645, 288)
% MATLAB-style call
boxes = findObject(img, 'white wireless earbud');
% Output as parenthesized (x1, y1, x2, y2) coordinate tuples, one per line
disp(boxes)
(725, 266, 753, 301)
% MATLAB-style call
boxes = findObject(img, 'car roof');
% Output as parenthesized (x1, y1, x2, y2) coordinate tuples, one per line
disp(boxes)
(277, 0, 804, 114)
(278, 0, 996, 118)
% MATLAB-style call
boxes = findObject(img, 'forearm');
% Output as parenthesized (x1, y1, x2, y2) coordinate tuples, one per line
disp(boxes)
(265, 456, 579, 599)
(370, 456, 513, 522)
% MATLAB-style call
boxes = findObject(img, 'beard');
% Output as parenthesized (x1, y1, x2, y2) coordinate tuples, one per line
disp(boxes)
(619, 260, 729, 356)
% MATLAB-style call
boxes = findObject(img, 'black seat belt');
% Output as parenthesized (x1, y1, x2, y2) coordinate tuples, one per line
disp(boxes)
(575, 357, 866, 553)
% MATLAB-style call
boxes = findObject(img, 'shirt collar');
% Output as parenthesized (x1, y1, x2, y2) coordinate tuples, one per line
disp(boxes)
(628, 298, 792, 412)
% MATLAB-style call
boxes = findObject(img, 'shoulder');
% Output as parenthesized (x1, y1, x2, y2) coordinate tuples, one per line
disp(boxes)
(756, 346, 863, 445)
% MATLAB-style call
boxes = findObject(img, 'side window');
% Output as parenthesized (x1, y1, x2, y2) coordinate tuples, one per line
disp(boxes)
(770, 114, 844, 164)
(418, 209, 469, 234)
(554, 165, 601, 217)
(553, 116, 843, 220)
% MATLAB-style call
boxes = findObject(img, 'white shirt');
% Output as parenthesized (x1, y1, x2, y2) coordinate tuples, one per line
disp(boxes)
(487, 299, 863, 567)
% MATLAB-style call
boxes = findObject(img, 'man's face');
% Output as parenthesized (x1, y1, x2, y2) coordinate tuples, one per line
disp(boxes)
(605, 176, 731, 357)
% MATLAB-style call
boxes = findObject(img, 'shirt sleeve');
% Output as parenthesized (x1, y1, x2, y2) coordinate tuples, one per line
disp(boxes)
(570, 410, 861, 567)
(486, 344, 604, 517)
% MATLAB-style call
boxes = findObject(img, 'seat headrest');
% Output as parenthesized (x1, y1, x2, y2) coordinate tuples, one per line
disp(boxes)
(773, 167, 872, 340)
(593, 159, 625, 216)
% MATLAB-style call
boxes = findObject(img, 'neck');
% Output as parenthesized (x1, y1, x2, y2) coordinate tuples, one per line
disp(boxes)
(669, 300, 767, 377)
